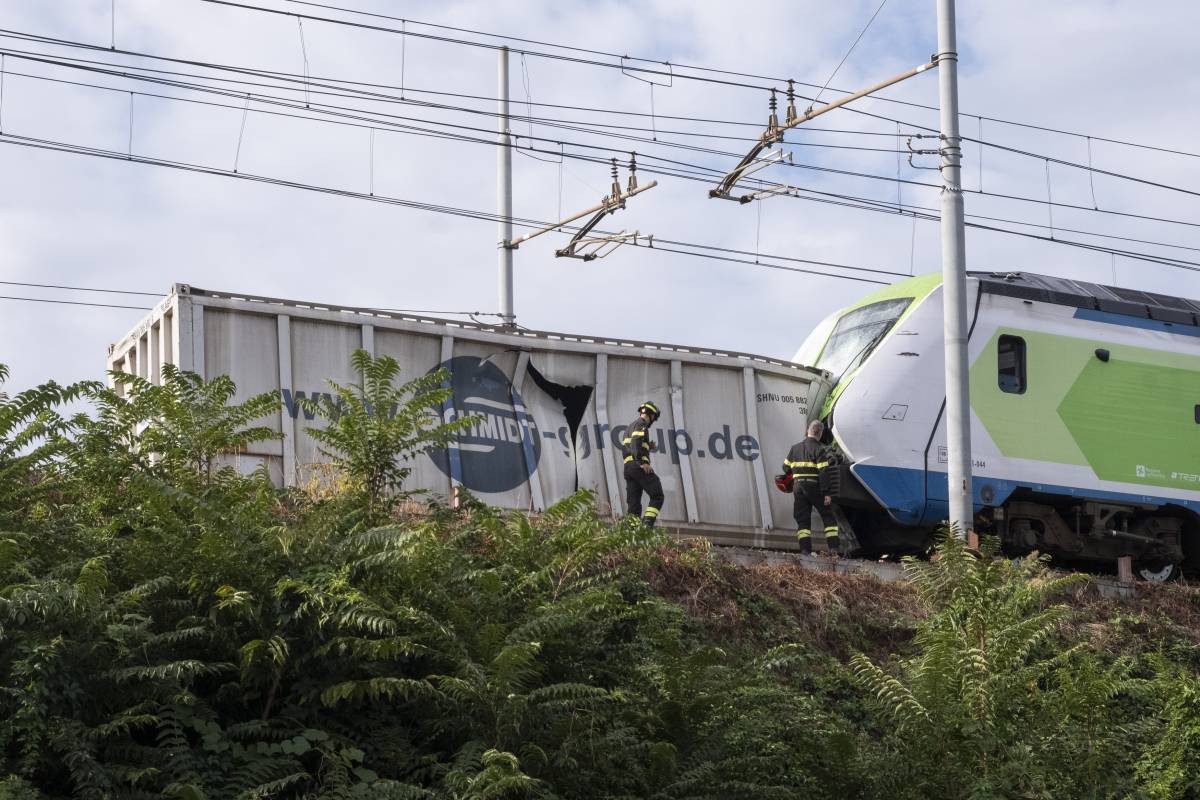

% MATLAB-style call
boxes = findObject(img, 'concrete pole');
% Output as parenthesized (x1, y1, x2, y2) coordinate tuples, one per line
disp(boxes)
(497, 46, 515, 327)
(936, 0, 972, 536)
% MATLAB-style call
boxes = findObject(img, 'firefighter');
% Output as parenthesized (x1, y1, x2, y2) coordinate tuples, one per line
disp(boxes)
(783, 419, 839, 554)
(622, 401, 664, 526)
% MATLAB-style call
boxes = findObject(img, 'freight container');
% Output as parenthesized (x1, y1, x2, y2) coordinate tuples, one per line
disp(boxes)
(108, 285, 833, 548)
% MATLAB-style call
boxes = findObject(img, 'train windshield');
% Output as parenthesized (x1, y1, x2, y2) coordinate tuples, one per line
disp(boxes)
(816, 298, 911, 379)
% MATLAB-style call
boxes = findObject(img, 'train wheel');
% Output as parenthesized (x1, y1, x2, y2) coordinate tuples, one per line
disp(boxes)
(1134, 560, 1181, 583)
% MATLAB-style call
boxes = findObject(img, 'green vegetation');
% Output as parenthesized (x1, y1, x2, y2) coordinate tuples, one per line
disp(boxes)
(2, 359, 1198, 799)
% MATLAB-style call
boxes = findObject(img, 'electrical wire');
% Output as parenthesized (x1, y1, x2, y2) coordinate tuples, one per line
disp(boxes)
(11, 109, 1200, 285)
(0, 51, 955, 210)
(197, 0, 780, 92)
(9, 28, 1200, 214)
(0, 45, 908, 185)
(226, 0, 1200, 161)
(779, 185, 1200, 273)
(6, 66, 1200, 278)
(812, 0, 889, 106)
(0, 280, 504, 317)
(0, 31, 908, 137)
(959, 133, 1200, 201)
(0, 279, 162, 296)
(0, 55, 903, 172)
(21, 44, 1183, 244)
(5, 32, 1200, 281)
(8, 34, 1200, 214)
(11, 48, 1200, 274)
(0, 131, 896, 284)
(0, 294, 152, 310)
(788, 184, 1200, 254)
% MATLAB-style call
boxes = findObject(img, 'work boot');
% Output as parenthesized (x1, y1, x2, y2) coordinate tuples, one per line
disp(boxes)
(796, 532, 812, 555)
(825, 536, 841, 555)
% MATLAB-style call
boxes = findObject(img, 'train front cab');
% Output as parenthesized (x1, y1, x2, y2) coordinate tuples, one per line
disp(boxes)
(793, 274, 944, 555)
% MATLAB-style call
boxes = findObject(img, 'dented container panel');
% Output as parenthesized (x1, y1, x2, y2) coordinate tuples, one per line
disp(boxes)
(107, 285, 833, 548)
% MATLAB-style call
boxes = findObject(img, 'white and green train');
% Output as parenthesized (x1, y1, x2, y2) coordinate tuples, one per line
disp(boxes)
(797, 271, 1200, 581)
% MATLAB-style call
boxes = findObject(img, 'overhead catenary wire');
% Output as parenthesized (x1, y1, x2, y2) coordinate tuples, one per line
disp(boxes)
(10, 113, 1200, 284)
(0, 292, 508, 317)
(0, 280, 508, 317)
(0, 32, 915, 137)
(8, 32, 1200, 210)
(8, 29, 1200, 212)
(791, 183, 1200, 254)
(4, 29, 1200, 283)
(0, 280, 161, 296)
(7, 62, 1200, 276)
(0, 47, 904, 165)
(13, 48, 1200, 247)
(811, 0, 889, 106)
(196, 0, 781, 93)
(0, 55, 954, 202)
(0, 130, 898, 284)
(217, 0, 1200, 162)
(0, 294, 152, 310)
(781, 184, 1200, 274)
(9, 49, 1200, 275)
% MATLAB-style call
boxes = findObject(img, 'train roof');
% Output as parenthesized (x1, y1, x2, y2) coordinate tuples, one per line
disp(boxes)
(969, 271, 1200, 326)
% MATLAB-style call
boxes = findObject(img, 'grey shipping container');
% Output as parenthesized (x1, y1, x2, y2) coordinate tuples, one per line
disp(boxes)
(107, 285, 833, 548)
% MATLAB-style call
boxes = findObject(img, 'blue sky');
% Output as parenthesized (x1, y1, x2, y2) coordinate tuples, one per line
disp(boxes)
(2, 0, 1200, 394)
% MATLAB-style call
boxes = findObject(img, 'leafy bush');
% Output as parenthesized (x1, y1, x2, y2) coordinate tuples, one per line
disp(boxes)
(300, 349, 475, 524)
(2, 363, 1198, 798)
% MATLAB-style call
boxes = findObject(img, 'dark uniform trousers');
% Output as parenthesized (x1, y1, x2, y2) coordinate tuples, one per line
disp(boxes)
(624, 461, 665, 526)
(783, 435, 839, 555)
(793, 480, 837, 555)
(622, 416, 664, 526)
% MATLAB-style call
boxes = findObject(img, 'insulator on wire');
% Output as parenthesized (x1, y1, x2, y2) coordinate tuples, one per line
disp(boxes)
(786, 79, 798, 125)
(767, 89, 779, 135)
(628, 153, 638, 191)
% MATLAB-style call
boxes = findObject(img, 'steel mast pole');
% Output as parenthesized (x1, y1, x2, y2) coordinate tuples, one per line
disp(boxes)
(497, 45, 515, 327)
(936, 0, 972, 537)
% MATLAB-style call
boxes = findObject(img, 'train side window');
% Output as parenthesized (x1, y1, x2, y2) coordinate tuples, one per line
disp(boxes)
(998, 335, 1026, 394)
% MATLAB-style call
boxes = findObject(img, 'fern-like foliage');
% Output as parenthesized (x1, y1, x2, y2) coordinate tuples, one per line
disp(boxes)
(300, 349, 478, 523)
(0, 363, 97, 529)
(3, 362, 1197, 799)
(849, 530, 1117, 798)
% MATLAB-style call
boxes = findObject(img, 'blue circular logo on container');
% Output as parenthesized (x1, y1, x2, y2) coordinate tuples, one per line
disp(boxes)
(428, 356, 541, 493)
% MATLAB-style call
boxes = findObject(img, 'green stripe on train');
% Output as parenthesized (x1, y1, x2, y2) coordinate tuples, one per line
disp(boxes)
(970, 328, 1200, 490)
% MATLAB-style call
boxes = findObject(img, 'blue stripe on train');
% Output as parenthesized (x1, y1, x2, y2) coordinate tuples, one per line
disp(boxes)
(1073, 308, 1200, 337)
(851, 463, 1200, 527)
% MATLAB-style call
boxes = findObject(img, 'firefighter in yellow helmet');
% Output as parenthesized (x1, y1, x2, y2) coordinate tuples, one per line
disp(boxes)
(622, 401, 664, 526)
(782, 419, 839, 554)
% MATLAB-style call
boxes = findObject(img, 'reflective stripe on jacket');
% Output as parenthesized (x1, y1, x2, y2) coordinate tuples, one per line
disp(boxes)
(622, 417, 653, 464)
(782, 436, 831, 493)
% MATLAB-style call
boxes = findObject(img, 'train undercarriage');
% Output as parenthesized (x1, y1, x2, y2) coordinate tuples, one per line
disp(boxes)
(831, 465, 1195, 582)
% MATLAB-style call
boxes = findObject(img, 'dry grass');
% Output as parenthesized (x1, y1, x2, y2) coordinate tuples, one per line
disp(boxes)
(645, 544, 924, 658)
(1063, 578, 1200, 654)
(646, 544, 1200, 662)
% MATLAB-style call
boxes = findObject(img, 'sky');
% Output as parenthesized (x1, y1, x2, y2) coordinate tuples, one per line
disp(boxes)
(3, 0, 1200, 395)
